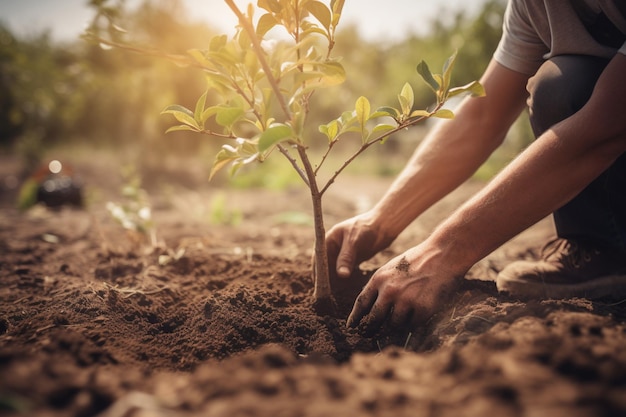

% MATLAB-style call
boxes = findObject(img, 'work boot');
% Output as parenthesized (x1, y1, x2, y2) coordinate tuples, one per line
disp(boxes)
(496, 238, 626, 300)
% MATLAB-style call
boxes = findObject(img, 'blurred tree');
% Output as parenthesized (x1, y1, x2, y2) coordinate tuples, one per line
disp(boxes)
(383, 0, 506, 110)
(79, 0, 216, 154)
(0, 24, 86, 166)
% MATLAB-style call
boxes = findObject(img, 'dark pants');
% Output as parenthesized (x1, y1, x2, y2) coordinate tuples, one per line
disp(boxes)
(526, 55, 626, 252)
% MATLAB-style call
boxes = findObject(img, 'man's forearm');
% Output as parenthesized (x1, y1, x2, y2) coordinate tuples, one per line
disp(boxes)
(429, 117, 626, 276)
(369, 60, 530, 240)
(426, 54, 626, 276)
(370, 111, 503, 238)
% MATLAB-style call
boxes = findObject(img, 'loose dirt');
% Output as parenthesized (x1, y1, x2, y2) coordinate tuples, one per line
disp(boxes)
(1, 153, 625, 417)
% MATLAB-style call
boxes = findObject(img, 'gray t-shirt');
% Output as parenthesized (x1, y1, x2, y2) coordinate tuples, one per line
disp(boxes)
(494, 0, 626, 75)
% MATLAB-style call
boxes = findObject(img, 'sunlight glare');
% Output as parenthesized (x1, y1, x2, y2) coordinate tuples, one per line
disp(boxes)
(48, 160, 62, 174)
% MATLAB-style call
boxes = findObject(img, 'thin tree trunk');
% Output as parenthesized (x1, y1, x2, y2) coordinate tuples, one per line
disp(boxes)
(297, 146, 336, 314)
(310, 191, 335, 314)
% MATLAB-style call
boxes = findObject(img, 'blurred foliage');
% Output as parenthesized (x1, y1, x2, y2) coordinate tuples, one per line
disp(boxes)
(1, 0, 524, 181)
(0, 26, 86, 166)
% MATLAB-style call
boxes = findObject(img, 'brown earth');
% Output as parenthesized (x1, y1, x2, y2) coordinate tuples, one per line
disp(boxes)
(1, 152, 626, 417)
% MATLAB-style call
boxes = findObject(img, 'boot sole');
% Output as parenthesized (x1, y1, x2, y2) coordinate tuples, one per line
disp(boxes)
(496, 273, 626, 300)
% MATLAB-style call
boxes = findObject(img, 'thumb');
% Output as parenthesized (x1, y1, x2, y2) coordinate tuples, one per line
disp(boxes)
(336, 238, 357, 278)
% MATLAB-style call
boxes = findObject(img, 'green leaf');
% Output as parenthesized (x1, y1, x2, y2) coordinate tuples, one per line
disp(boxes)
(340, 110, 355, 125)
(372, 123, 396, 133)
(257, 0, 281, 13)
(301, 23, 329, 38)
(258, 124, 294, 152)
(204, 71, 235, 94)
(355, 96, 370, 128)
(447, 80, 486, 99)
(355, 96, 371, 141)
(161, 105, 200, 129)
(398, 82, 414, 116)
(342, 125, 363, 134)
(257, 13, 278, 37)
(331, 0, 345, 14)
(441, 50, 457, 95)
(201, 105, 219, 124)
(306, 1, 331, 30)
(318, 124, 329, 139)
(433, 74, 443, 89)
(210, 148, 239, 180)
(194, 91, 208, 125)
(310, 61, 346, 87)
(409, 109, 431, 118)
(188, 49, 212, 68)
(209, 34, 227, 51)
(237, 26, 251, 50)
(330, 0, 345, 25)
(319, 119, 339, 142)
(291, 62, 346, 99)
(215, 106, 245, 128)
(373, 106, 400, 120)
(416, 60, 439, 93)
(433, 109, 455, 119)
(165, 125, 200, 134)
(229, 160, 244, 177)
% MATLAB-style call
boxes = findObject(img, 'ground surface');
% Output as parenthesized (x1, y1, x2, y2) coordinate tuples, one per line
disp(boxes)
(1, 153, 626, 417)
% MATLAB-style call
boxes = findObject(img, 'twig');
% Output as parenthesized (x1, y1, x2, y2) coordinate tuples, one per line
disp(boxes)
(318, 110, 439, 196)
(199, 129, 237, 139)
(450, 306, 457, 321)
(403, 332, 413, 350)
(11, 296, 32, 305)
(314, 138, 337, 176)
(224, 0, 292, 120)
(35, 324, 57, 334)
(278, 145, 310, 187)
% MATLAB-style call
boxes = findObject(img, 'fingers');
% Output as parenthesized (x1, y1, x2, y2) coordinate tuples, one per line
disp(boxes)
(347, 290, 414, 332)
(336, 235, 356, 278)
(362, 303, 393, 334)
(346, 286, 378, 328)
(325, 224, 356, 279)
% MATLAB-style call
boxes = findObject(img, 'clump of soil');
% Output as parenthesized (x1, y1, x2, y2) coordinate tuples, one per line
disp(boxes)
(1, 154, 626, 417)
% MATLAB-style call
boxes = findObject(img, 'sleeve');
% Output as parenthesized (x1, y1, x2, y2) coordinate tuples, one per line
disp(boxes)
(493, 0, 549, 75)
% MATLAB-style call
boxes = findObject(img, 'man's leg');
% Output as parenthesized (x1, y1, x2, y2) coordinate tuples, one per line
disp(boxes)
(528, 55, 626, 251)
(496, 55, 626, 299)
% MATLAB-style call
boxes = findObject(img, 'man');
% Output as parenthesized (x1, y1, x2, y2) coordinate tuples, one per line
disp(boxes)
(326, 0, 626, 332)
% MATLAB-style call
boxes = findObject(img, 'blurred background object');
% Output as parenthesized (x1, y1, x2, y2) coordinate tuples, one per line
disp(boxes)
(17, 159, 83, 210)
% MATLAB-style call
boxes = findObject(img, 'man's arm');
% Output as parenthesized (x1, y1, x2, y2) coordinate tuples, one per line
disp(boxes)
(427, 53, 626, 274)
(347, 54, 626, 331)
(369, 59, 530, 239)
(327, 59, 530, 279)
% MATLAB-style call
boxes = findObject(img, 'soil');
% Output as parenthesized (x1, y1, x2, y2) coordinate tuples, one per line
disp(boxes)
(1, 152, 626, 417)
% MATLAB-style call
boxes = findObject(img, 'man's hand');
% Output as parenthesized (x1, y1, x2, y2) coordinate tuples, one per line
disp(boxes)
(325, 211, 395, 280)
(346, 243, 461, 333)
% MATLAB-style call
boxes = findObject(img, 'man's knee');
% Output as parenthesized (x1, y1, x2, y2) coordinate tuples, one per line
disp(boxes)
(526, 55, 608, 135)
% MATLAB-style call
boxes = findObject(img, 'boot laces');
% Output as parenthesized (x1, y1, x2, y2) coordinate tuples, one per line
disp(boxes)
(541, 238, 599, 270)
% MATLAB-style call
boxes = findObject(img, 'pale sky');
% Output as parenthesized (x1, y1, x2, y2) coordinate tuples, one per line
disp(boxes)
(0, 0, 487, 43)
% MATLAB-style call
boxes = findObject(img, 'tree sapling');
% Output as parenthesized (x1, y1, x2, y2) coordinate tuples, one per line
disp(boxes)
(89, 0, 484, 314)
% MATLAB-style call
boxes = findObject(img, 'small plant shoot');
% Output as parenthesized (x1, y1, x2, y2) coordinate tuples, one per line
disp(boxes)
(90, 0, 484, 314)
